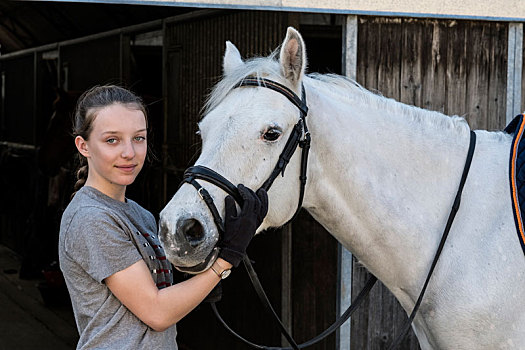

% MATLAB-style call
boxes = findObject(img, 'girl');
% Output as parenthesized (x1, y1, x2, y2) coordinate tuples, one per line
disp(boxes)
(59, 85, 267, 349)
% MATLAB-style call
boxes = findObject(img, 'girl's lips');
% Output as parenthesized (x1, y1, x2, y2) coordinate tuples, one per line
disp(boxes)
(116, 165, 137, 172)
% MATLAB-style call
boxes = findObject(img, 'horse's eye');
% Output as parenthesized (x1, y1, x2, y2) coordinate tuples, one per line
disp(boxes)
(263, 128, 282, 142)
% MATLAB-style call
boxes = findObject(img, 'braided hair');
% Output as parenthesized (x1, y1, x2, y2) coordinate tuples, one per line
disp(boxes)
(71, 85, 148, 198)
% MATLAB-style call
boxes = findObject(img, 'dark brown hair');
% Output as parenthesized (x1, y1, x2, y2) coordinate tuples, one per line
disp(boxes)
(71, 85, 148, 197)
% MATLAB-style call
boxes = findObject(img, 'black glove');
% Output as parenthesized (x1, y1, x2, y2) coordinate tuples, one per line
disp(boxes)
(219, 184, 268, 267)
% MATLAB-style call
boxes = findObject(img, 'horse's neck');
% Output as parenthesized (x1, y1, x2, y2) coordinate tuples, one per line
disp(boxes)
(303, 79, 472, 294)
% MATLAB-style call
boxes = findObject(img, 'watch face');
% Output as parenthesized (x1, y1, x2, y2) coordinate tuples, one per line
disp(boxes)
(221, 269, 231, 279)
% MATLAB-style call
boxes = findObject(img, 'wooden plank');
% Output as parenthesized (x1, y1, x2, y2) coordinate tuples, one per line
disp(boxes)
(400, 18, 423, 106)
(420, 20, 447, 113)
(358, 17, 379, 93)
(488, 22, 508, 130)
(465, 21, 488, 129)
(445, 21, 468, 118)
(281, 224, 293, 347)
(291, 212, 338, 350)
(378, 18, 403, 100)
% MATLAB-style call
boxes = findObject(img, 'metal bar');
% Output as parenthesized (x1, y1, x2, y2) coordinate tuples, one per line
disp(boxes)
(164, 8, 225, 24)
(337, 15, 358, 350)
(59, 19, 163, 48)
(342, 15, 358, 80)
(0, 20, 163, 62)
(506, 23, 524, 125)
(48, 0, 525, 22)
(0, 43, 58, 61)
(0, 141, 36, 151)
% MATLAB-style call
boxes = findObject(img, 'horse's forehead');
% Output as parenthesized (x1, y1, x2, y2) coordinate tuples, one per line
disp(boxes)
(202, 86, 297, 130)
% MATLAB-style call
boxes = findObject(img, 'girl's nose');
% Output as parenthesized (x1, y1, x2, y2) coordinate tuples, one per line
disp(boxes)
(121, 141, 135, 159)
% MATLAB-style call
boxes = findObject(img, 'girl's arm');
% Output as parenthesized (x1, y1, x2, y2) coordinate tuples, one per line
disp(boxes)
(107, 185, 268, 331)
(105, 258, 230, 331)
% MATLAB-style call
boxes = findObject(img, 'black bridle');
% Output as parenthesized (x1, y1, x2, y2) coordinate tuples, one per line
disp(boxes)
(181, 76, 477, 350)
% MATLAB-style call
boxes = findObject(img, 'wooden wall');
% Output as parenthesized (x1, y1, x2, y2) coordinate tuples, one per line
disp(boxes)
(351, 17, 508, 350)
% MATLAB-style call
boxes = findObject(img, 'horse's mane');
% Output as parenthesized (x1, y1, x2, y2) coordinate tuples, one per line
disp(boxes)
(305, 73, 472, 133)
(204, 53, 471, 135)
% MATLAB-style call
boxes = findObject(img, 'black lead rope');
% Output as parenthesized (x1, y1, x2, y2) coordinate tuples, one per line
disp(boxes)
(211, 263, 378, 350)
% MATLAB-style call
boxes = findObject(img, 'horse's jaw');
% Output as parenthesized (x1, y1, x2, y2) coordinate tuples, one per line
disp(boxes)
(172, 247, 220, 274)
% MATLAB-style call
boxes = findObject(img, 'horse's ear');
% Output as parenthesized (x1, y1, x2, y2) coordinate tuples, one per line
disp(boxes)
(279, 27, 307, 87)
(223, 41, 243, 76)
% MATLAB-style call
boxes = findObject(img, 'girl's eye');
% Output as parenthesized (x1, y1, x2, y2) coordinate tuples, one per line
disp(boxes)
(263, 128, 282, 142)
(134, 136, 146, 142)
(106, 138, 117, 144)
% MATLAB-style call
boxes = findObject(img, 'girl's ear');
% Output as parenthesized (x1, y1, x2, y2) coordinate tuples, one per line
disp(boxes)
(75, 136, 90, 158)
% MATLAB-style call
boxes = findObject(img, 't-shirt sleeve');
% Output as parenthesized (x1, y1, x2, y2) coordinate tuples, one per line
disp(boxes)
(64, 206, 142, 283)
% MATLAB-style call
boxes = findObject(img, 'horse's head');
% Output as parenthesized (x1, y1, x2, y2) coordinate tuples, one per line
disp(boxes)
(159, 27, 309, 273)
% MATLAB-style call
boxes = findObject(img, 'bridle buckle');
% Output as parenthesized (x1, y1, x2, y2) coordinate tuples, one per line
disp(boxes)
(197, 187, 206, 200)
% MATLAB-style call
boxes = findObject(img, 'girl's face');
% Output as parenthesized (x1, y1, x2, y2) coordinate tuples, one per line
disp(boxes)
(75, 103, 147, 200)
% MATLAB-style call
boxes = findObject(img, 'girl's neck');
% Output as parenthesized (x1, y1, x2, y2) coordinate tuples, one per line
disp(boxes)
(85, 177, 127, 202)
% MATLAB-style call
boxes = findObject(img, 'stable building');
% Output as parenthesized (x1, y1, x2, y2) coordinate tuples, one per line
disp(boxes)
(0, 1, 523, 349)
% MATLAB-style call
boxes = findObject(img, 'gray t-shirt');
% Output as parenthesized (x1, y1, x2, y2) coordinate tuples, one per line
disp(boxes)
(59, 186, 177, 350)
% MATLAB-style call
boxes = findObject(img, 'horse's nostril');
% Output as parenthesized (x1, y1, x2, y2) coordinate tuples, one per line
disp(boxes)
(179, 218, 205, 247)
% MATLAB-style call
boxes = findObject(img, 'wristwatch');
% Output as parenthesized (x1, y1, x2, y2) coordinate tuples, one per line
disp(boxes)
(211, 263, 231, 279)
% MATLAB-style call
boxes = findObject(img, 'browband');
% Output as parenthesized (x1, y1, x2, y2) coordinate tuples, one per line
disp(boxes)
(234, 77, 308, 116)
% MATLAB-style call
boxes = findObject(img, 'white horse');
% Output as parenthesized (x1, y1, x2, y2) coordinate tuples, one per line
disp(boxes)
(159, 27, 525, 349)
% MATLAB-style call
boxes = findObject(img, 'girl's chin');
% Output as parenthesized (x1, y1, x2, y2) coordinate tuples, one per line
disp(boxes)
(110, 175, 139, 187)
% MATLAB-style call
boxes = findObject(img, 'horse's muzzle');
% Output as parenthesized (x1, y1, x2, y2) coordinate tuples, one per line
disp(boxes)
(158, 216, 220, 274)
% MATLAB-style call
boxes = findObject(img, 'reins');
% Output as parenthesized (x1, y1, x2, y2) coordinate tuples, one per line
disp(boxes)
(182, 76, 477, 349)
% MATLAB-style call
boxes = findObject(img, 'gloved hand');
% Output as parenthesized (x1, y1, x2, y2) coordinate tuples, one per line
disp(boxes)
(219, 184, 268, 267)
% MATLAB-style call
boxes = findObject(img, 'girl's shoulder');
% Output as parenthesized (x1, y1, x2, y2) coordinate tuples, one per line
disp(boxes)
(125, 197, 156, 223)
(61, 188, 125, 235)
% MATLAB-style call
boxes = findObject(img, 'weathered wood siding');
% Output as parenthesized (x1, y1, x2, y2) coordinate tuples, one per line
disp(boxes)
(351, 17, 508, 350)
